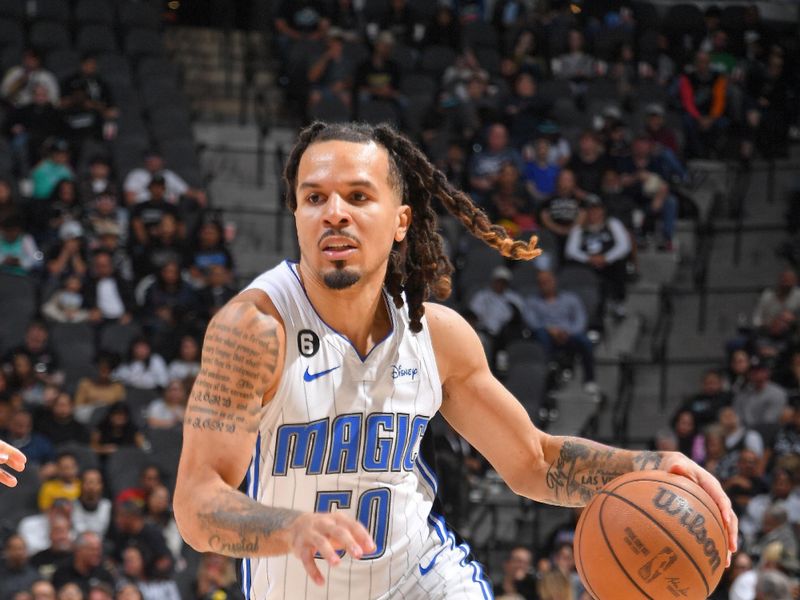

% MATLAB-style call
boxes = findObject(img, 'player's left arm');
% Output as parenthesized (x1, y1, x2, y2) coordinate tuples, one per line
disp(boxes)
(426, 303, 737, 558)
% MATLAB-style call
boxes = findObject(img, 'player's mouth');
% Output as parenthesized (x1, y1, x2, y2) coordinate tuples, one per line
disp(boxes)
(320, 237, 358, 260)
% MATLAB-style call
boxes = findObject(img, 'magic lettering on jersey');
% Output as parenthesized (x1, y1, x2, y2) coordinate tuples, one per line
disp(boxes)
(272, 413, 430, 476)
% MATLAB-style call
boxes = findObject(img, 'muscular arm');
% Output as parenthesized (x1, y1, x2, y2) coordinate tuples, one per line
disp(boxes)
(427, 303, 736, 551)
(174, 294, 297, 557)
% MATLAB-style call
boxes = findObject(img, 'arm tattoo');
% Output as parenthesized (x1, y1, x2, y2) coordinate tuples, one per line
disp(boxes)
(184, 303, 280, 437)
(197, 492, 301, 557)
(632, 451, 664, 471)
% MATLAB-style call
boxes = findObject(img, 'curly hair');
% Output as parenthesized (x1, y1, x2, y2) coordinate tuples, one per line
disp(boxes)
(283, 122, 540, 333)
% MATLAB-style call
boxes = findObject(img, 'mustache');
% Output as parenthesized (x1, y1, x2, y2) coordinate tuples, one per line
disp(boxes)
(319, 229, 360, 245)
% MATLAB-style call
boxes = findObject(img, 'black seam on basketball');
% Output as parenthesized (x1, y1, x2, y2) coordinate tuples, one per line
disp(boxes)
(598, 490, 655, 599)
(599, 490, 711, 595)
(608, 476, 726, 544)
(575, 508, 602, 600)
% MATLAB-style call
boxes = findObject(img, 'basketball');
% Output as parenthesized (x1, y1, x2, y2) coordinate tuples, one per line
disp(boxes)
(574, 471, 728, 600)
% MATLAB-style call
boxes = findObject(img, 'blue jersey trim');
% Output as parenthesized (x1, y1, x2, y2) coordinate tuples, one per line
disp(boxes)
(415, 455, 439, 496)
(427, 512, 493, 600)
(284, 260, 395, 363)
(242, 433, 262, 599)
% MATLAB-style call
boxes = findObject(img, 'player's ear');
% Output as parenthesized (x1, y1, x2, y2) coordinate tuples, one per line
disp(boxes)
(395, 205, 411, 243)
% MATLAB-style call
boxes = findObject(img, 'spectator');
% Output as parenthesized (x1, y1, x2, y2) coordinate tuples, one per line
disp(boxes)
(374, 0, 424, 46)
(116, 465, 162, 506)
(144, 484, 183, 563)
(468, 123, 523, 201)
(710, 551, 752, 600)
(92, 220, 133, 282)
(46, 180, 84, 244)
(273, 0, 330, 59)
(51, 532, 114, 596)
(73, 352, 125, 421)
(354, 31, 404, 114)
(140, 259, 201, 342)
(702, 424, 735, 479)
(493, 546, 537, 599)
(134, 212, 186, 280)
(45, 221, 88, 283)
(502, 71, 552, 148)
(467, 265, 524, 363)
(442, 68, 498, 144)
(523, 270, 597, 393)
(565, 195, 631, 319)
(129, 175, 183, 247)
(35, 391, 90, 446)
(673, 369, 732, 429)
(38, 451, 81, 511)
(146, 379, 186, 430)
(6, 409, 55, 467)
(537, 570, 573, 600)
(123, 151, 206, 207)
(327, 0, 362, 40)
(727, 349, 752, 394)
(119, 546, 180, 600)
(0, 49, 59, 108)
(90, 402, 146, 458)
(551, 542, 584, 600)
(30, 580, 56, 600)
(108, 500, 173, 578)
(5, 83, 64, 177)
(0, 211, 42, 276)
(719, 406, 765, 462)
(744, 52, 791, 160)
(741, 468, 800, 547)
(752, 269, 800, 329)
(306, 27, 354, 115)
(59, 55, 117, 150)
(29, 515, 72, 580)
(487, 162, 537, 238)
(84, 249, 135, 327)
(733, 355, 788, 429)
(0, 535, 39, 599)
(19, 499, 73, 556)
(774, 349, 800, 402)
(540, 169, 583, 255)
(671, 410, 705, 462)
(42, 275, 91, 323)
(72, 468, 112, 538)
(197, 264, 237, 320)
(167, 335, 200, 382)
(772, 408, 800, 462)
(87, 582, 114, 600)
(86, 196, 128, 251)
(567, 131, 613, 197)
(78, 156, 117, 204)
(113, 338, 168, 391)
(423, 5, 460, 50)
(191, 554, 242, 600)
(722, 448, 768, 517)
(755, 570, 794, 600)
(7, 351, 47, 405)
(523, 137, 560, 203)
(56, 583, 83, 600)
(618, 136, 679, 249)
(115, 583, 143, 600)
(507, 29, 549, 86)
(643, 103, 680, 157)
(30, 139, 74, 201)
(679, 51, 728, 158)
(186, 220, 234, 285)
(551, 29, 603, 110)
(751, 501, 798, 559)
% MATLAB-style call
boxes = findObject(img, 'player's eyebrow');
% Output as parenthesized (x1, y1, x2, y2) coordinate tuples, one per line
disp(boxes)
(299, 179, 379, 191)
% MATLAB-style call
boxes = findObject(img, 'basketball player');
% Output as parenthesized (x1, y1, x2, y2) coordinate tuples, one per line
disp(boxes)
(174, 122, 737, 599)
(0, 440, 26, 487)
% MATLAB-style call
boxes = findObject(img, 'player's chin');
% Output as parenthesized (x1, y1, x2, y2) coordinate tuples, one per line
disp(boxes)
(321, 265, 361, 290)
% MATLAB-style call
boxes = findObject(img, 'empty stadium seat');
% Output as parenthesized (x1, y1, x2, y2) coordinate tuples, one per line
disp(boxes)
(420, 45, 457, 77)
(50, 322, 96, 390)
(0, 18, 24, 50)
(75, 0, 114, 25)
(462, 20, 499, 50)
(44, 48, 81, 82)
(0, 273, 37, 355)
(118, 1, 162, 30)
(0, 467, 40, 523)
(77, 24, 118, 54)
(390, 43, 418, 75)
(456, 237, 507, 302)
(96, 53, 134, 88)
(309, 95, 351, 123)
(0, 0, 24, 20)
(357, 99, 400, 127)
(106, 447, 151, 497)
(125, 28, 166, 58)
(400, 73, 437, 99)
(29, 21, 71, 52)
(29, 0, 70, 22)
(98, 322, 142, 357)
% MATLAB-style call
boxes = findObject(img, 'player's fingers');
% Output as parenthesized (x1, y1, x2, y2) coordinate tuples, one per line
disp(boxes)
(0, 468, 18, 487)
(334, 513, 376, 553)
(309, 533, 342, 568)
(298, 547, 325, 586)
(0, 443, 26, 472)
(324, 525, 363, 559)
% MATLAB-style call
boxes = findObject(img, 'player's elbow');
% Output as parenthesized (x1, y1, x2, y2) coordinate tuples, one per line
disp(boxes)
(173, 472, 211, 552)
(503, 444, 548, 499)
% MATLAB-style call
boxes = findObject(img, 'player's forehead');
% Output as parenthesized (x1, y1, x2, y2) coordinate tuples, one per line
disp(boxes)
(297, 140, 392, 190)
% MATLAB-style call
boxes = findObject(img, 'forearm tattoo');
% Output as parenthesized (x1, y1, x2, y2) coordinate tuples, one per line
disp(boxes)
(198, 492, 301, 557)
(544, 438, 664, 506)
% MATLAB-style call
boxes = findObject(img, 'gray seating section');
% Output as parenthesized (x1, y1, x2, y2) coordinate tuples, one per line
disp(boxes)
(309, 95, 351, 123)
(96, 53, 134, 88)
(0, 467, 40, 523)
(125, 28, 166, 58)
(0, 18, 24, 49)
(75, 0, 114, 25)
(420, 45, 457, 77)
(77, 24, 118, 54)
(57, 442, 101, 472)
(98, 322, 141, 357)
(45, 48, 81, 82)
(30, 0, 71, 22)
(29, 21, 71, 52)
(456, 238, 507, 302)
(105, 446, 151, 497)
(0, 0, 25, 20)
(503, 341, 549, 422)
(50, 322, 96, 391)
(124, 386, 158, 431)
(0, 273, 37, 355)
(357, 99, 400, 127)
(118, 1, 162, 30)
(145, 428, 182, 488)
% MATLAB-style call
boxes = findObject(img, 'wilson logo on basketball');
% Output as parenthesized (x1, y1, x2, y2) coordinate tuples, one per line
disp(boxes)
(652, 487, 722, 573)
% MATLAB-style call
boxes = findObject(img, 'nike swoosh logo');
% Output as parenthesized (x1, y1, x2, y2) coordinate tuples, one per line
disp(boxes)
(418, 548, 446, 576)
(303, 366, 340, 382)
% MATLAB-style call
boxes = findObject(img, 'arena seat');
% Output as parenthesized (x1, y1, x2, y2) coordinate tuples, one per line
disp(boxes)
(98, 322, 142, 357)
(44, 48, 81, 82)
(29, 0, 71, 23)
(118, 1, 162, 30)
(462, 20, 499, 51)
(50, 322, 96, 391)
(74, 0, 114, 25)
(0, 18, 24, 50)
(77, 24, 119, 54)
(106, 447, 151, 497)
(357, 99, 400, 127)
(57, 442, 101, 472)
(390, 43, 418, 74)
(558, 264, 602, 321)
(96, 53, 134, 88)
(309, 95, 351, 123)
(0, 467, 40, 523)
(420, 45, 457, 78)
(29, 21, 71, 53)
(125, 28, 166, 58)
(0, 273, 37, 354)
(0, 0, 24, 20)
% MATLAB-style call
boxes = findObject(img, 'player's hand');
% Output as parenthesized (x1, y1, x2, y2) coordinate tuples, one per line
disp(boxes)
(0, 441, 26, 487)
(661, 453, 738, 565)
(287, 512, 376, 585)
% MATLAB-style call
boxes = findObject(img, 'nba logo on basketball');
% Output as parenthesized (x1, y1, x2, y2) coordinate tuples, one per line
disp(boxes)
(638, 547, 677, 582)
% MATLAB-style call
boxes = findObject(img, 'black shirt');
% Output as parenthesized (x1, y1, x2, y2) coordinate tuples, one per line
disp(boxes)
(130, 200, 181, 238)
(51, 561, 116, 596)
(108, 523, 172, 577)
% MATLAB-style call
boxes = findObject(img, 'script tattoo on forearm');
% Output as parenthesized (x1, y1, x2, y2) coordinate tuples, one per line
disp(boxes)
(544, 439, 629, 506)
(197, 492, 301, 557)
(184, 303, 280, 436)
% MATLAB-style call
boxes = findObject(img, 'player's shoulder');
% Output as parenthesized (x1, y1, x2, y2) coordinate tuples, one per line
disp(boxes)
(211, 289, 287, 342)
(423, 302, 487, 375)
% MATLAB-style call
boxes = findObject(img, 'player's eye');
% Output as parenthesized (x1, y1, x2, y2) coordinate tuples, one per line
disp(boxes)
(306, 193, 324, 204)
(351, 191, 368, 202)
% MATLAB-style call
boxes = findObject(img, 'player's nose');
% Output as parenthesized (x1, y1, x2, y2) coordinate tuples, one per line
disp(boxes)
(322, 192, 351, 226)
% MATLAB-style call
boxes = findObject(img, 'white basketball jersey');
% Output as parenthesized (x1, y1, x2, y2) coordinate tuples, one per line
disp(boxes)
(241, 261, 466, 600)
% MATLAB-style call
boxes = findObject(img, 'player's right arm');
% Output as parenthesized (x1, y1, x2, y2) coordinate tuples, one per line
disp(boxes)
(174, 294, 374, 585)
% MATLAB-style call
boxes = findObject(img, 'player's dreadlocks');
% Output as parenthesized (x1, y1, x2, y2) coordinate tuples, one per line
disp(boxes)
(283, 121, 541, 333)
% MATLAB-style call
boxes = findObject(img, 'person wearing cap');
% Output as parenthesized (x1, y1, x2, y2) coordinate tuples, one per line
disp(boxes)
(30, 139, 74, 200)
(468, 265, 525, 364)
(565, 194, 631, 321)
(45, 220, 88, 281)
(123, 150, 207, 207)
(523, 270, 598, 393)
(644, 103, 679, 156)
(307, 27, 354, 116)
(129, 174, 183, 246)
(678, 50, 728, 159)
(733, 356, 788, 429)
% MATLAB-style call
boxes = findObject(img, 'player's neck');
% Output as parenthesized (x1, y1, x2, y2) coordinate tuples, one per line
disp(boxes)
(297, 263, 391, 357)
